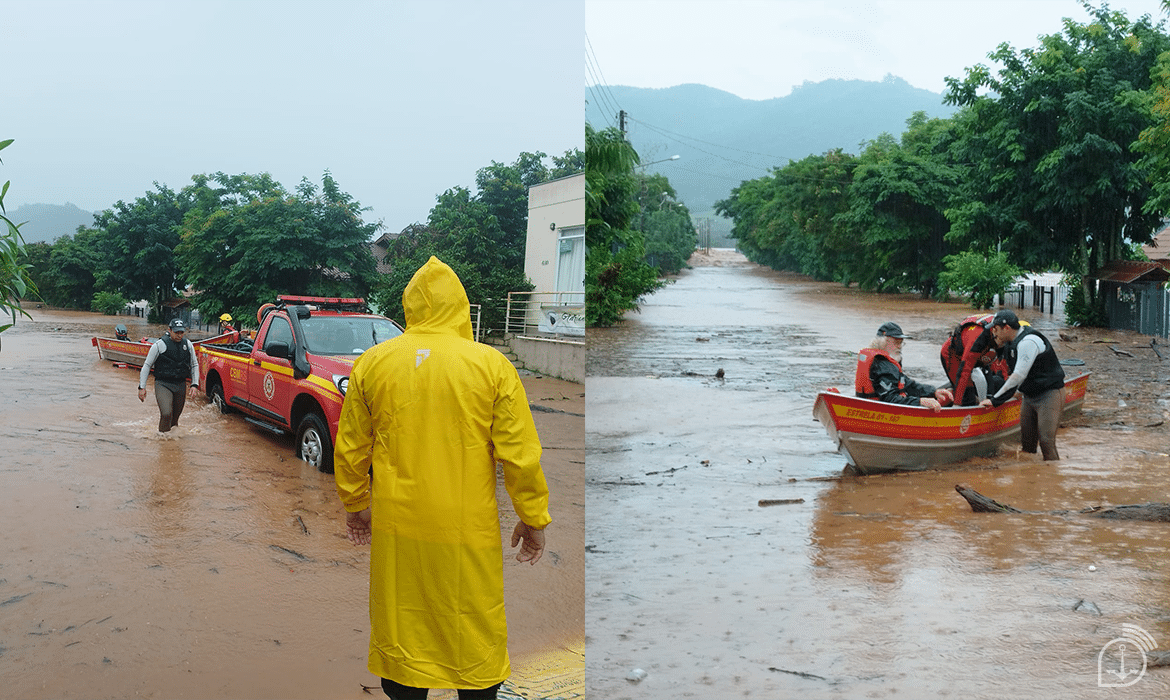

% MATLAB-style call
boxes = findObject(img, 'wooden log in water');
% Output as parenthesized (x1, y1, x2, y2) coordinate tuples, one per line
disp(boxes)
(955, 484, 1170, 522)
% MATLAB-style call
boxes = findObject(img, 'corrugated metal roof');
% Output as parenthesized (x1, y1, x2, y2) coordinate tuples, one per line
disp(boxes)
(1090, 259, 1170, 283)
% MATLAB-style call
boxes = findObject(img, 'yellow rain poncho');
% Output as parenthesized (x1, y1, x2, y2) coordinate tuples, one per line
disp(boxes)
(334, 256, 551, 689)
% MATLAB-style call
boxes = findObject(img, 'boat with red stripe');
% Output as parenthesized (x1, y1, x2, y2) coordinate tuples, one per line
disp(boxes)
(812, 372, 1090, 474)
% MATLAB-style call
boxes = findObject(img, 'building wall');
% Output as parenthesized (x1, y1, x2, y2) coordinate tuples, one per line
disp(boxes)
(525, 173, 585, 292)
(512, 335, 584, 383)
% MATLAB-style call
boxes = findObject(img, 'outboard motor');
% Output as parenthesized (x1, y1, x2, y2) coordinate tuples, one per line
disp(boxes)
(114, 324, 130, 341)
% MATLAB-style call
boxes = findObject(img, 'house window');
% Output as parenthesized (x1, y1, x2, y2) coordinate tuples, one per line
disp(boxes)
(556, 226, 584, 295)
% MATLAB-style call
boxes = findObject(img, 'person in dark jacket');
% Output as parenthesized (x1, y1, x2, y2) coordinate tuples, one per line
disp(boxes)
(138, 318, 200, 433)
(856, 321, 953, 412)
(979, 309, 1066, 460)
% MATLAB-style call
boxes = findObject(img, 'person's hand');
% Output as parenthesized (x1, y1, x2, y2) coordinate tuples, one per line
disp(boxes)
(935, 388, 954, 406)
(346, 508, 372, 546)
(187, 385, 199, 400)
(979, 398, 993, 409)
(511, 521, 545, 565)
(138, 387, 147, 402)
(920, 397, 942, 412)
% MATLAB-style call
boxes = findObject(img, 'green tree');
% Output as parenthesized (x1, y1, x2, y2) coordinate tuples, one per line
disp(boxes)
(585, 123, 664, 326)
(473, 152, 552, 270)
(715, 149, 861, 283)
(635, 173, 696, 275)
(369, 186, 533, 330)
(838, 117, 958, 296)
(176, 171, 379, 322)
(91, 290, 129, 315)
(943, 3, 1170, 320)
(29, 227, 115, 309)
(937, 250, 1021, 309)
(1135, 50, 1170, 214)
(94, 184, 189, 317)
(549, 148, 585, 178)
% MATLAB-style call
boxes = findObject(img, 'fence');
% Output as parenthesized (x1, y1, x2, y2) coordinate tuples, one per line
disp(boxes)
(997, 278, 1170, 338)
(996, 279, 1070, 319)
(504, 291, 585, 339)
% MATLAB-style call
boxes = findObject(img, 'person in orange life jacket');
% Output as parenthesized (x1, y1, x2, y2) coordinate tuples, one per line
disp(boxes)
(979, 309, 1066, 460)
(940, 314, 1009, 406)
(137, 318, 200, 433)
(856, 321, 954, 412)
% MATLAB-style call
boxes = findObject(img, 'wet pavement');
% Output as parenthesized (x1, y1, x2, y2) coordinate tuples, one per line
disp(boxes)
(0, 308, 583, 699)
(586, 250, 1170, 699)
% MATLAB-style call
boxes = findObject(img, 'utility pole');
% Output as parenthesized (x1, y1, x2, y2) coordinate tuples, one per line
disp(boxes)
(619, 110, 627, 138)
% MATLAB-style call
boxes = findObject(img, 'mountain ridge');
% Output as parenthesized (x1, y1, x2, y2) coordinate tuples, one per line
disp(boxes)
(586, 77, 957, 243)
(7, 202, 97, 244)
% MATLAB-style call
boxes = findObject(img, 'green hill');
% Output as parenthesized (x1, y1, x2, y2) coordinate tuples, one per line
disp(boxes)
(585, 78, 956, 245)
(8, 203, 96, 243)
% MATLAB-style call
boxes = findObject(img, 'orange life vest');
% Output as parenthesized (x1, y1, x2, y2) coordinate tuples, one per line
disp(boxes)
(855, 348, 904, 398)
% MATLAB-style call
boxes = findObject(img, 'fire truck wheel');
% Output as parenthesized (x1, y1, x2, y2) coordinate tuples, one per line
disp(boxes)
(208, 379, 233, 415)
(296, 411, 334, 474)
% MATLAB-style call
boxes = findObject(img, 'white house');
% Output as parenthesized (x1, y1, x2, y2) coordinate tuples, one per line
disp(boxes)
(511, 172, 584, 382)
(524, 172, 585, 301)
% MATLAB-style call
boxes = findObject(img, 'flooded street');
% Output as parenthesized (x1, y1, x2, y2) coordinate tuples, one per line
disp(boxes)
(586, 250, 1170, 698)
(0, 309, 583, 699)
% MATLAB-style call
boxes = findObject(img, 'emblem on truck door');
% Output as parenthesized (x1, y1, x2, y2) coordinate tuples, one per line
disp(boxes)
(264, 372, 276, 401)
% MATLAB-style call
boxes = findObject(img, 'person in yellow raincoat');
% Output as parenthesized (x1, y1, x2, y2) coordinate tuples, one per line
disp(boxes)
(334, 256, 551, 700)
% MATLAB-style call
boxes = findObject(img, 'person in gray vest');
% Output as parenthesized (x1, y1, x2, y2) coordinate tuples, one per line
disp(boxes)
(979, 309, 1066, 460)
(138, 318, 201, 433)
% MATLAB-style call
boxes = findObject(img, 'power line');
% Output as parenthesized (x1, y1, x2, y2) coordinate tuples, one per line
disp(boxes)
(584, 31, 626, 127)
(629, 118, 774, 173)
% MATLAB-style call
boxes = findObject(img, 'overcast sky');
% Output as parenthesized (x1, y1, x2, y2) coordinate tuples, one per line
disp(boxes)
(2, 0, 583, 233)
(586, 0, 1169, 103)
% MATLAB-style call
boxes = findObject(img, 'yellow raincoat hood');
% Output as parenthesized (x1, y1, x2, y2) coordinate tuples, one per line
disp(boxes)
(403, 256, 474, 340)
(334, 256, 550, 690)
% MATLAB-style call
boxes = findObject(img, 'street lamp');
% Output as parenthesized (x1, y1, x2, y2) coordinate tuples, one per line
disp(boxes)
(635, 155, 680, 170)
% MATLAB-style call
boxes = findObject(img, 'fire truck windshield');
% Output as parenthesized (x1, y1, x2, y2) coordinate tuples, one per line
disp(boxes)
(299, 316, 403, 356)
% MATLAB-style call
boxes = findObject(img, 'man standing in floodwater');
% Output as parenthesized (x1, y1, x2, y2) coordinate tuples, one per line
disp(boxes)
(137, 318, 200, 433)
(979, 309, 1066, 460)
(334, 256, 551, 700)
(856, 321, 954, 412)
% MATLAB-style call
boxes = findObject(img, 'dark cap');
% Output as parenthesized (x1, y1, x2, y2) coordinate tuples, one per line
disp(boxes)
(991, 309, 1020, 329)
(168, 318, 187, 332)
(877, 321, 910, 339)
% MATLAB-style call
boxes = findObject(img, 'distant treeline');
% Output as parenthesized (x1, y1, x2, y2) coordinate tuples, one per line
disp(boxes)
(20, 149, 583, 331)
(716, 5, 1169, 326)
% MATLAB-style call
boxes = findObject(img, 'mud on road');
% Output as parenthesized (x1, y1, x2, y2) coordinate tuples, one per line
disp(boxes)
(0, 308, 583, 700)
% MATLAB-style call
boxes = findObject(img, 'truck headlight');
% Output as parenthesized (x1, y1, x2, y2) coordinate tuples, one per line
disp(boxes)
(333, 374, 349, 395)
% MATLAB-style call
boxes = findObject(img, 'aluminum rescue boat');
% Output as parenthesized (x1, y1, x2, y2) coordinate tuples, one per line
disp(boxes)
(812, 372, 1090, 474)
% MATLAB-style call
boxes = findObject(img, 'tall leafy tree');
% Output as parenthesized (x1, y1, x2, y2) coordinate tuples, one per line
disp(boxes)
(1135, 50, 1170, 215)
(94, 184, 190, 317)
(635, 173, 696, 275)
(839, 116, 958, 296)
(176, 171, 379, 322)
(369, 185, 533, 330)
(716, 149, 861, 282)
(585, 123, 664, 326)
(943, 3, 1170, 316)
(473, 152, 552, 270)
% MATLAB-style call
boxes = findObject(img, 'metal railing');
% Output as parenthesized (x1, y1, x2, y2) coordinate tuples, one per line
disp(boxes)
(505, 291, 585, 339)
(470, 303, 482, 342)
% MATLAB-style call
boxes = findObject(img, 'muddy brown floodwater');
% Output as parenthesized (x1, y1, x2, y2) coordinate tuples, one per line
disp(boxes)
(0, 308, 583, 699)
(587, 249, 1170, 699)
